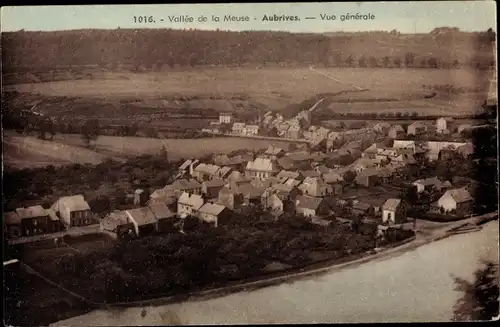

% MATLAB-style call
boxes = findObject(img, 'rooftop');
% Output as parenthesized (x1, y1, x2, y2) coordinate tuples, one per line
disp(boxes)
(126, 207, 157, 226)
(445, 188, 473, 203)
(382, 198, 402, 211)
(51, 195, 90, 213)
(16, 205, 48, 219)
(199, 203, 227, 216)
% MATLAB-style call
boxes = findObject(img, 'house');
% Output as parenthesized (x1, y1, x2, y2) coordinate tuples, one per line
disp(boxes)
(277, 156, 296, 170)
(322, 172, 344, 194)
(177, 192, 204, 217)
(351, 201, 374, 217)
(198, 203, 231, 227)
(134, 189, 149, 206)
(171, 178, 202, 195)
(202, 179, 227, 200)
(287, 151, 313, 164)
(261, 193, 284, 212)
(232, 122, 246, 134)
(149, 185, 179, 206)
(219, 112, 232, 124)
(4, 212, 22, 238)
(407, 121, 428, 136)
(284, 178, 302, 188)
(192, 163, 221, 181)
(238, 183, 266, 205)
(381, 198, 407, 224)
(286, 125, 302, 139)
(245, 158, 279, 180)
(412, 177, 443, 194)
(215, 166, 233, 180)
(373, 122, 391, 134)
(149, 202, 176, 232)
(354, 168, 380, 187)
(244, 125, 260, 136)
(392, 140, 416, 152)
(298, 177, 333, 197)
(217, 186, 244, 210)
(436, 117, 454, 134)
(435, 188, 474, 214)
(314, 127, 331, 142)
(277, 170, 302, 182)
(350, 157, 378, 172)
(327, 130, 343, 141)
(388, 125, 406, 139)
(265, 183, 299, 202)
(126, 207, 159, 236)
(50, 195, 93, 228)
(302, 170, 322, 179)
(263, 146, 286, 160)
(15, 205, 51, 237)
(295, 195, 330, 218)
(100, 210, 135, 240)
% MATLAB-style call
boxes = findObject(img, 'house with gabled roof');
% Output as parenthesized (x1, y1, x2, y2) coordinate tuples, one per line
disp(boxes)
(202, 179, 226, 200)
(100, 210, 135, 240)
(192, 163, 221, 182)
(124, 208, 156, 237)
(15, 205, 52, 237)
(263, 146, 286, 159)
(412, 177, 443, 194)
(373, 122, 391, 134)
(355, 168, 380, 187)
(382, 198, 406, 224)
(177, 192, 204, 218)
(407, 121, 428, 136)
(245, 158, 279, 180)
(276, 170, 302, 182)
(198, 203, 231, 227)
(4, 211, 22, 238)
(388, 125, 406, 139)
(217, 186, 244, 210)
(277, 156, 296, 170)
(298, 177, 333, 197)
(232, 122, 246, 134)
(435, 187, 474, 214)
(51, 195, 93, 228)
(295, 195, 330, 218)
(215, 166, 233, 180)
(149, 202, 176, 232)
(171, 178, 202, 195)
(436, 117, 454, 134)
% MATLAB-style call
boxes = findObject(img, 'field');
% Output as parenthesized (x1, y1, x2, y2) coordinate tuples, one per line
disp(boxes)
(3, 132, 294, 170)
(5, 67, 492, 115)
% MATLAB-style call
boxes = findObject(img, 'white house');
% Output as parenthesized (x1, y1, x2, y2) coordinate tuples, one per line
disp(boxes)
(436, 117, 454, 134)
(381, 198, 406, 224)
(232, 122, 246, 134)
(198, 203, 229, 227)
(436, 188, 473, 214)
(245, 158, 279, 180)
(244, 125, 260, 136)
(177, 192, 204, 217)
(219, 112, 232, 124)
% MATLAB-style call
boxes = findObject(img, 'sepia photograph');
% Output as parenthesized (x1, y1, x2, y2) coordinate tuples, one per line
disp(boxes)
(2, 2, 498, 325)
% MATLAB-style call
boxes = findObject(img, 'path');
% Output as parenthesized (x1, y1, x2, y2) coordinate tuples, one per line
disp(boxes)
(309, 66, 366, 91)
(8, 224, 101, 245)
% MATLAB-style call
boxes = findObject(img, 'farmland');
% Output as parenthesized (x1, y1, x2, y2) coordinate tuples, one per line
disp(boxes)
(2, 132, 296, 170)
(4, 67, 492, 118)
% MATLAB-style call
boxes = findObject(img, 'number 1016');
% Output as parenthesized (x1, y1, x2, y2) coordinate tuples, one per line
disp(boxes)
(133, 16, 155, 23)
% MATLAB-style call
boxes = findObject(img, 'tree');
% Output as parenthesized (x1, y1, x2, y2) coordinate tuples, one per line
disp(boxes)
(345, 55, 354, 67)
(404, 52, 415, 67)
(452, 260, 499, 321)
(358, 56, 367, 68)
(81, 119, 100, 148)
(368, 56, 378, 68)
(382, 56, 391, 68)
(428, 57, 439, 68)
(393, 57, 402, 68)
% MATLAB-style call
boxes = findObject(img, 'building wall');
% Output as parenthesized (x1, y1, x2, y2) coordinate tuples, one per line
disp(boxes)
(70, 210, 92, 227)
(21, 216, 50, 236)
(296, 207, 316, 218)
(437, 193, 457, 212)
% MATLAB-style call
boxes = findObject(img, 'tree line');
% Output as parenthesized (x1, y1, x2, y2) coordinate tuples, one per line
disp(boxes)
(2, 28, 496, 74)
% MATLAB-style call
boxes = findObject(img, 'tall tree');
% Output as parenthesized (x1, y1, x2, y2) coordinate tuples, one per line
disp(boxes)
(452, 261, 499, 321)
(81, 119, 100, 148)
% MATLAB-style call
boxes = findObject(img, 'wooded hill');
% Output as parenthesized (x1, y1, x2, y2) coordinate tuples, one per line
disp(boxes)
(2, 28, 496, 73)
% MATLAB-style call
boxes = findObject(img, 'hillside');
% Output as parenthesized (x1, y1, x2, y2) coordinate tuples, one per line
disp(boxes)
(2, 28, 496, 77)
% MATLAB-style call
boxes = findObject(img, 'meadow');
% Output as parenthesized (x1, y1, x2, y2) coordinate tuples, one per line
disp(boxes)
(5, 67, 489, 115)
(2, 132, 295, 170)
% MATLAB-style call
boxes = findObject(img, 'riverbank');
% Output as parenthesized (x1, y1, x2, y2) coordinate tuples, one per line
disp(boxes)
(51, 219, 499, 325)
(12, 212, 498, 326)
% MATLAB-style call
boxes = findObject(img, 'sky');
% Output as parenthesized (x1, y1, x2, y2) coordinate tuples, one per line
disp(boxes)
(1, 2, 497, 34)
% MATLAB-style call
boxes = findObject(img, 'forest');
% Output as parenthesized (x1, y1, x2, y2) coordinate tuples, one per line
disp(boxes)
(2, 28, 496, 74)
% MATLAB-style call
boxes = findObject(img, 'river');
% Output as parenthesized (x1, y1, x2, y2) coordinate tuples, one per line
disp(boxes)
(53, 221, 498, 325)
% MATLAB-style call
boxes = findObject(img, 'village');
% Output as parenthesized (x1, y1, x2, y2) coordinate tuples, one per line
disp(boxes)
(4, 109, 485, 248)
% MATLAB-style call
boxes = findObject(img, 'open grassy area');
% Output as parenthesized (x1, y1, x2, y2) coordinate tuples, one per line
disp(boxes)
(2, 131, 293, 170)
(4, 67, 489, 115)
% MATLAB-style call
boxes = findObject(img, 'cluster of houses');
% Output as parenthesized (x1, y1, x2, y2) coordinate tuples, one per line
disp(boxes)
(4, 195, 95, 239)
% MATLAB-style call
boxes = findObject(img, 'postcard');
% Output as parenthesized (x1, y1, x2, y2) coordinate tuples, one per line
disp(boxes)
(1, 2, 498, 326)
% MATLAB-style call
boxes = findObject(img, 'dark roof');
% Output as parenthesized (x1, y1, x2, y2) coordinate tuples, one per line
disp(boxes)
(126, 207, 157, 226)
(203, 179, 226, 188)
(277, 156, 295, 170)
(352, 202, 372, 211)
